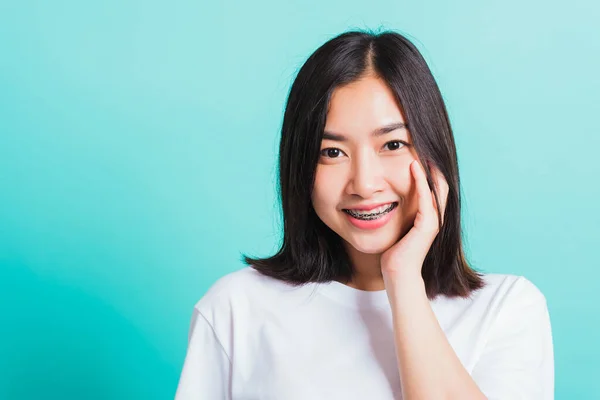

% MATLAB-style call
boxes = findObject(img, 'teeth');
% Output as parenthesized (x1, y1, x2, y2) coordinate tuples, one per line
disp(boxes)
(345, 203, 395, 219)
(350, 203, 393, 215)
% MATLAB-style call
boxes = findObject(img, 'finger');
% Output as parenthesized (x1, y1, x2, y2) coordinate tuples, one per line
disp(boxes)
(411, 160, 437, 228)
(428, 162, 449, 225)
(430, 163, 449, 199)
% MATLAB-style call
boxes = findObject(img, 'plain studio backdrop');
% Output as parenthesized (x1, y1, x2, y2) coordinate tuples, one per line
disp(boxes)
(0, 0, 598, 399)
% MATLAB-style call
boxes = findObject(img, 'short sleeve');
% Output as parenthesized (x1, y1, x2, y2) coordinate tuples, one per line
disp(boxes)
(174, 307, 233, 400)
(471, 277, 554, 399)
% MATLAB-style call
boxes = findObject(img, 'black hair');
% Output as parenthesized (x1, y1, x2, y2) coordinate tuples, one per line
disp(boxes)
(242, 29, 485, 299)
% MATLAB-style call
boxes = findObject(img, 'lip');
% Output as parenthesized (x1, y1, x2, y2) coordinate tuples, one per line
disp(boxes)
(343, 201, 397, 211)
(343, 203, 398, 230)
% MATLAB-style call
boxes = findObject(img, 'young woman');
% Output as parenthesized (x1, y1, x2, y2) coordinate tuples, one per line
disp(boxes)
(175, 30, 554, 399)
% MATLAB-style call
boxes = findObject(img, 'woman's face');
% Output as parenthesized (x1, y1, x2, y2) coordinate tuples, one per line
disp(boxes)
(311, 75, 419, 255)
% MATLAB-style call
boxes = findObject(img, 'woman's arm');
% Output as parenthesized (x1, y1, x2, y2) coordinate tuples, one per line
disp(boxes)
(380, 160, 486, 399)
(386, 271, 487, 400)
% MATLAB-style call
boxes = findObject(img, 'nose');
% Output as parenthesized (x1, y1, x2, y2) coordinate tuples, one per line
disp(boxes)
(345, 150, 386, 198)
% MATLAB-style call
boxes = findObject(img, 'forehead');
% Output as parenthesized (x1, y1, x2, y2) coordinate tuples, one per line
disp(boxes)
(325, 76, 405, 132)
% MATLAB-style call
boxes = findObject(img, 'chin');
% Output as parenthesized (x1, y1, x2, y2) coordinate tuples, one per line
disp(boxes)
(344, 234, 399, 255)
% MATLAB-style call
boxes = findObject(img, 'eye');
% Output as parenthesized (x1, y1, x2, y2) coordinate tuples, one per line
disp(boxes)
(320, 148, 347, 159)
(319, 141, 408, 159)
(383, 140, 407, 151)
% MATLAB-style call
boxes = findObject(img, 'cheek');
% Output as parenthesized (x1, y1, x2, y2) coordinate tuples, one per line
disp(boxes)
(386, 162, 415, 203)
(312, 167, 341, 210)
(386, 165, 418, 236)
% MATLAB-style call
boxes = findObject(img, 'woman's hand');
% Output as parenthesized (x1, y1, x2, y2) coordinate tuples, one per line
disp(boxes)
(381, 160, 487, 400)
(380, 159, 449, 286)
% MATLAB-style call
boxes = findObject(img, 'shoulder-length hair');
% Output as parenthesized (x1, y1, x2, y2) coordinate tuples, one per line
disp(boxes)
(242, 29, 485, 299)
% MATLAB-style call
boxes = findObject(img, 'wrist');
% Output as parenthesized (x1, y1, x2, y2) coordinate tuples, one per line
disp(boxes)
(383, 266, 424, 286)
(384, 268, 426, 297)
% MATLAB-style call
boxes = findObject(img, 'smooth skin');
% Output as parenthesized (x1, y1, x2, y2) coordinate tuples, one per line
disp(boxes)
(312, 74, 419, 291)
(312, 74, 487, 399)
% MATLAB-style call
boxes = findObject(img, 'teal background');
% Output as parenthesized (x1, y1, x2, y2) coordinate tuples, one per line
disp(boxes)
(1, 0, 598, 398)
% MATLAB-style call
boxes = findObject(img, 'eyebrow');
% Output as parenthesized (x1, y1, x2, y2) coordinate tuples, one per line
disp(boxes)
(322, 122, 408, 142)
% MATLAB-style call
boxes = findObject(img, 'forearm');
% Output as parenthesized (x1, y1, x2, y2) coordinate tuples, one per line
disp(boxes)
(387, 273, 487, 400)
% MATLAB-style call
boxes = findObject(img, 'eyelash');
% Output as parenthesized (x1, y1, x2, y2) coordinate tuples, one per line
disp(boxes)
(319, 140, 409, 159)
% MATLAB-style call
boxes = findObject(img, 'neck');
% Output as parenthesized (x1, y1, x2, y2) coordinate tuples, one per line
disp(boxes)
(337, 243, 386, 291)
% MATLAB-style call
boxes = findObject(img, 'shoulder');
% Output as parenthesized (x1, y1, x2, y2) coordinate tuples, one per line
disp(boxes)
(195, 267, 259, 301)
(434, 273, 549, 328)
(192, 266, 298, 321)
(469, 273, 551, 334)
(194, 267, 262, 308)
(478, 273, 548, 307)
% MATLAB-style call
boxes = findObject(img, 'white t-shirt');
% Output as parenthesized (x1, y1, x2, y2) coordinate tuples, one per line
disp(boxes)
(175, 266, 554, 399)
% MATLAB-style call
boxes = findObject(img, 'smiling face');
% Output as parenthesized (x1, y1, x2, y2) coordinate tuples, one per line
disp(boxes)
(311, 74, 420, 258)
